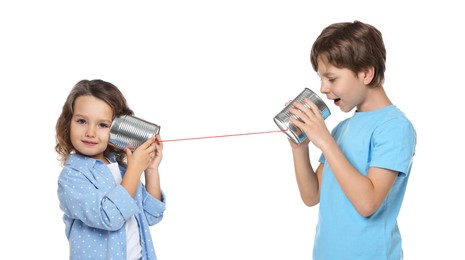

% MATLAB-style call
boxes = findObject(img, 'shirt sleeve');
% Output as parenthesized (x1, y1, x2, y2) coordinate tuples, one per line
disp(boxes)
(58, 167, 140, 231)
(141, 187, 166, 226)
(369, 118, 416, 177)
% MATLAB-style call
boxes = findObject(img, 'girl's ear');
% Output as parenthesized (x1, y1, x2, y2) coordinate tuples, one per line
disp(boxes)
(361, 66, 375, 85)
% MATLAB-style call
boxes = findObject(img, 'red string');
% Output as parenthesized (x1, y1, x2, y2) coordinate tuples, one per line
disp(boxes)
(160, 129, 287, 142)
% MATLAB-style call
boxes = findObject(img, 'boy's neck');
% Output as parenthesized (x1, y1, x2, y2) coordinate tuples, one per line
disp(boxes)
(357, 86, 392, 112)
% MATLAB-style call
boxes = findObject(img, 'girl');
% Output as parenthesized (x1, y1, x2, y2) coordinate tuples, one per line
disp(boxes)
(55, 79, 166, 260)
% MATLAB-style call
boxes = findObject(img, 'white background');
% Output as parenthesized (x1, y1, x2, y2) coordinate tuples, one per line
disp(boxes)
(1, 1, 463, 259)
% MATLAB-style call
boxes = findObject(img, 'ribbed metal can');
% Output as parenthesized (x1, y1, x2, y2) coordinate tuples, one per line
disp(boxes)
(273, 88, 331, 144)
(109, 115, 160, 151)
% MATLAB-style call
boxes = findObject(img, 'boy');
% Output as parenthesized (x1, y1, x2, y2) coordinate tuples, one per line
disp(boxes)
(288, 21, 416, 259)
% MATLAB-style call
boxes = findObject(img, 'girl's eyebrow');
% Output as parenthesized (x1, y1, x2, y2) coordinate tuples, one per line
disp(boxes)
(72, 114, 112, 123)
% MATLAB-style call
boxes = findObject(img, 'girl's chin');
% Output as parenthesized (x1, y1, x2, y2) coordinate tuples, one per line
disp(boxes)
(77, 149, 105, 160)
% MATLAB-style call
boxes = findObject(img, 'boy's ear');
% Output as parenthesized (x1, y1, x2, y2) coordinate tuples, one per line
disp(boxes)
(361, 66, 375, 85)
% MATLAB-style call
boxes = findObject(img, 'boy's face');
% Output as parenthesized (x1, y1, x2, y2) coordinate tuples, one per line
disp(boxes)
(316, 56, 371, 113)
(70, 95, 113, 161)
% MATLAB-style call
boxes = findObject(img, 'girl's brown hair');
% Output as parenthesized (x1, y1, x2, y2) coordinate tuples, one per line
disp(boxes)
(55, 79, 134, 165)
(310, 20, 386, 88)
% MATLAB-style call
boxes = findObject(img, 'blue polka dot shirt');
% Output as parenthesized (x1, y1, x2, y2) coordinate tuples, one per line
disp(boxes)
(57, 153, 166, 259)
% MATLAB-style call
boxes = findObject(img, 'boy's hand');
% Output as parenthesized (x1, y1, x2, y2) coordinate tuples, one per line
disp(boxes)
(289, 98, 331, 150)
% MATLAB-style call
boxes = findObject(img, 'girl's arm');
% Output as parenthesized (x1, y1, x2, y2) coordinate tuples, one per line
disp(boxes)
(122, 137, 158, 197)
(144, 134, 163, 200)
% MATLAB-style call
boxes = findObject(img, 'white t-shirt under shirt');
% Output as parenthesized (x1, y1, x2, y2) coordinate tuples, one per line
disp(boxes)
(107, 162, 142, 260)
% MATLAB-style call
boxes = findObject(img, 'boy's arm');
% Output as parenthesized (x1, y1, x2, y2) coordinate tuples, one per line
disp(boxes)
(291, 144, 322, 207)
(289, 99, 399, 217)
(321, 138, 397, 217)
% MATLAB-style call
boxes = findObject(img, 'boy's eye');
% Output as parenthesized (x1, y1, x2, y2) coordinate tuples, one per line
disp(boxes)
(328, 78, 336, 82)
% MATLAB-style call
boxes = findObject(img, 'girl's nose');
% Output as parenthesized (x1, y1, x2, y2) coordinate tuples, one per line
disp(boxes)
(85, 126, 96, 138)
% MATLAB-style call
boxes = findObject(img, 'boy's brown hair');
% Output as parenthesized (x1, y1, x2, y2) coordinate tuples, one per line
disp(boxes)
(310, 20, 386, 88)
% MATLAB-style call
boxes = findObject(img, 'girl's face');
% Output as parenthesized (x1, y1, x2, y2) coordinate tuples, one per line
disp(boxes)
(70, 95, 113, 161)
(317, 56, 371, 113)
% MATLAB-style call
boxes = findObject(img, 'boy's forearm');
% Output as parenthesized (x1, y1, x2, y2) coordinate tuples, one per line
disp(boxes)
(292, 147, 319, 206)
(320, 139, 382, 216)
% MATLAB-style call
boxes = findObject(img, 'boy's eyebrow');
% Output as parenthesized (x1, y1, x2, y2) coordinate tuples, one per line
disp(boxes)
(318, 72, 334, 77)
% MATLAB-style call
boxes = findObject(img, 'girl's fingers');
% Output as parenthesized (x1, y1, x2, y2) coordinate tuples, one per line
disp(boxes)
(125, 147, 132, 157)
(155, 135, 163, 146)
(142, 137, 155, 150)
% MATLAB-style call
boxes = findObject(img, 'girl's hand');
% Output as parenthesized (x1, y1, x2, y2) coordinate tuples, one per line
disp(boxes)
(125, 136, 158, 174)
(146, 134, 163, 171)
(288, 98, 332, 150)
(144, 135, 163, 200)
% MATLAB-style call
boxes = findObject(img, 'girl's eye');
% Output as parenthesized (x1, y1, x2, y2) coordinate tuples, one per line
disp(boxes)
(99, 123, 110, 129)
(77, 119, 86, 124)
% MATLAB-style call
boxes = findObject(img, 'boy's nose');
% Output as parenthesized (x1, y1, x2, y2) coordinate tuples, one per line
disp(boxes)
(320, 83, 329, 94)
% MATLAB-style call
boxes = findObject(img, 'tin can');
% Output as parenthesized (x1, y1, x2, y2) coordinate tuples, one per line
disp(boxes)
(273, 88, 331, 144)
(109, 115, 160, 151)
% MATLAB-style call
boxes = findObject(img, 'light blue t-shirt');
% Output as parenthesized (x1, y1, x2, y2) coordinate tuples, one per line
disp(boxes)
(57, 153, 166, 260)
(315, 105, 416, 260)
